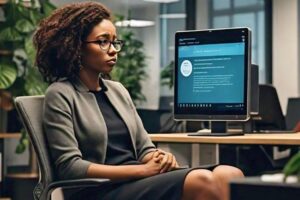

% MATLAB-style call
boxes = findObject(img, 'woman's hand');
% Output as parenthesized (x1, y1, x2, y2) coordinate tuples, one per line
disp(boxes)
(141, 149, 179, 176)
(141, 156, 162, 177)
(152, 149, 179, 173)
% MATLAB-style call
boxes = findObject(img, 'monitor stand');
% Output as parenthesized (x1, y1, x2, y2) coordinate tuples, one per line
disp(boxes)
(188, 121, 244, 136)
(243, 115, 262, 133)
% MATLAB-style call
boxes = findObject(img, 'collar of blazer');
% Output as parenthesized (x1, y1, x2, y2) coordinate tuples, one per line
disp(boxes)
(71, 76, 108, 92)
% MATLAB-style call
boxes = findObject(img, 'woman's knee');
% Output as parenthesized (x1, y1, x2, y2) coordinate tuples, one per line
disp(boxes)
(182, 169, 221, 200)
(213, 165, 244, 179)
(211, 165, 244, 200)
(186, 169, 215, 184)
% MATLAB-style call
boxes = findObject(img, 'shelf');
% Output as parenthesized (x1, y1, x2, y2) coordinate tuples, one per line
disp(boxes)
(0, 133, 21, 139)
(6, 173, 38, 179)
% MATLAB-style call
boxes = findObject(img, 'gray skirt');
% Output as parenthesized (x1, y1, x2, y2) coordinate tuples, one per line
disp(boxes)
(71, 166, 216, 200)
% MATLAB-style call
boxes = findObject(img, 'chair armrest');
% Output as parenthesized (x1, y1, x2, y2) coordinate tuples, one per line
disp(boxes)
(44, 178, 110, 200)
(48, 178, 110, 190)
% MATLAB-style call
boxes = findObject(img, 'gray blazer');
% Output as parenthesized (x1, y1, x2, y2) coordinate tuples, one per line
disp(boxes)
(43, 78, 156, 180)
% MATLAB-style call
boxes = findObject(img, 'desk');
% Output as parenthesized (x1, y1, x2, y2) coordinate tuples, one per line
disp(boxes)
(0, 133, 21, 197)
(149, 132, 300, 145)
(149, 132, 300, 168)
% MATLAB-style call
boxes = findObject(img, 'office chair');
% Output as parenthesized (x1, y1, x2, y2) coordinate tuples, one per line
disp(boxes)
(233, 85, 295, 175)
(14, 96, 109, 200)
(255, 84, 293, 164)
(254, 84, 286, 130)
(285, 97, 300, 130)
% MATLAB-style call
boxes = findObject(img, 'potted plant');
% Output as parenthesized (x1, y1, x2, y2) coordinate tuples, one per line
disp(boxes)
(160, 60, 174, 89)
(0, 0, 56, 152)
(283, 151, 300, 182)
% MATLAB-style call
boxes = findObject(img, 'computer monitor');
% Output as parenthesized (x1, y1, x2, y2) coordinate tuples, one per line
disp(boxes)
(174, 27, 251, 136)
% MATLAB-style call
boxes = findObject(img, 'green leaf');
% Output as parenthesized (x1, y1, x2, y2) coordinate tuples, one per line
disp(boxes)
(15, 19, 36, 33)
(283, 152, 300, 181)
(3, 2, 19, 24)
(161, 61, 174, 89)
(24, 67, 48, 95)
(0, 62, 18, 89)
(0, 27, 23, 42)
(24, 35, 36, 65)
(41, 0, 57, 17)
(15, 128, 29, 154)
(29, 8, 43, 24)
(15, 143, 26, 154)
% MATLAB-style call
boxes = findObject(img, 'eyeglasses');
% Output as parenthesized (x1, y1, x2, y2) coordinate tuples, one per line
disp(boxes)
(84, 39, 124, 52)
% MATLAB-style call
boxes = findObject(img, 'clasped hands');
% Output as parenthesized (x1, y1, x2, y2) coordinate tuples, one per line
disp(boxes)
(145, 149, 179, 175)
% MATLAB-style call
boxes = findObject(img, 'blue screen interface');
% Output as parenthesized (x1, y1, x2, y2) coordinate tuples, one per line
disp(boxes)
(177, 39, 246, 114)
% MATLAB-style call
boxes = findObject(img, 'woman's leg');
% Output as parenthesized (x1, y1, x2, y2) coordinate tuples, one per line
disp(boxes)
(212, 165, 244, 200)
(181, 169, 222, 200)
(181, 166, 244, 200)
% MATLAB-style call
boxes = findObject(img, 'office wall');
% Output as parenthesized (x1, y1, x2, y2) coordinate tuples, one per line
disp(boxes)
(273, 0, 300, 114)
(130, 5, 161, 110)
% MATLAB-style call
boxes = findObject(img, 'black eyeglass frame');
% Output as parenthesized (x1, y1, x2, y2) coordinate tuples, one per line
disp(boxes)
(84, 39, 125, 52)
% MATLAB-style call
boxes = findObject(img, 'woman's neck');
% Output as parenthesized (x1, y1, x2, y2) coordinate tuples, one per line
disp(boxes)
(79, 69, 101, 91)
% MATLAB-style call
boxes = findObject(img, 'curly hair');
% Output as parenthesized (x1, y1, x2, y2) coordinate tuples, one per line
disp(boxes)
(33, 2, 112, 83)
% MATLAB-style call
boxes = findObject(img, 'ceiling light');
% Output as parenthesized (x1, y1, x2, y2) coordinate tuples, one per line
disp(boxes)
(115, 20, 155, 28)
(160, 13, 186, 19)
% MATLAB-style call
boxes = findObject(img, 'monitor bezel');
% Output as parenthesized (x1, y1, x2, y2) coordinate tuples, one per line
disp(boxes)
(174, 27, 251, 121)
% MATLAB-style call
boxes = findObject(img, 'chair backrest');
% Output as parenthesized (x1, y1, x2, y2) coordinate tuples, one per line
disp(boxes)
(15, 96, 55, 200)
(285, 97, 300, 130)
(254, 84, 286, 130)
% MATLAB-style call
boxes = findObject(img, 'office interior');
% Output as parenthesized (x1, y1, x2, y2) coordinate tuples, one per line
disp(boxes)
(0, 0, 300, 199)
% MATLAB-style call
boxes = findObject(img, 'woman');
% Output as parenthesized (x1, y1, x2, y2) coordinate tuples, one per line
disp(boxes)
(33, 2, 243, 200)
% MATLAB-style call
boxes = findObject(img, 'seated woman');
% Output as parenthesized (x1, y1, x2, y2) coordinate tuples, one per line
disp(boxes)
(33, 2, 244, 200)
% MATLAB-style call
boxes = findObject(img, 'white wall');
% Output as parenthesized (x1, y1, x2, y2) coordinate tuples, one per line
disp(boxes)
(273, 0, 300, 114)
(131, 5, 161, 110)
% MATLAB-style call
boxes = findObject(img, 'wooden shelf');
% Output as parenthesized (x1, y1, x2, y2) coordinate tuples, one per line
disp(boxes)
(6, 172, 38, 179)
(0, 133, 21, 139)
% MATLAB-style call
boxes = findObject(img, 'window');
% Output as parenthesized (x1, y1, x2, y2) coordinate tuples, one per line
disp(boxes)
(209, 0, 271, 83)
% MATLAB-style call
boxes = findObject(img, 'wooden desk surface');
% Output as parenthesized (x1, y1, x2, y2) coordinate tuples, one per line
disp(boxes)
(149, 132, 300, 145)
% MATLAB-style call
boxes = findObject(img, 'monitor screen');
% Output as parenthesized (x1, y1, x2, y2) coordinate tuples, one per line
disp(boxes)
(174, 28, 251, 122)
